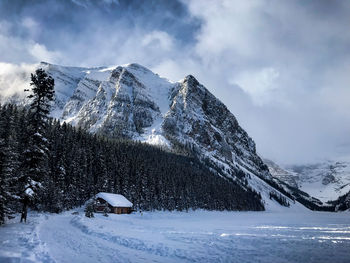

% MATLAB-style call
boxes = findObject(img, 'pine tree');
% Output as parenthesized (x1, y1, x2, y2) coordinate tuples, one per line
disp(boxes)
(85, 200, 95, 218)
(20, 69, 54, 218)
(0, 105, 21, 224)
(0, 106, 11, 224)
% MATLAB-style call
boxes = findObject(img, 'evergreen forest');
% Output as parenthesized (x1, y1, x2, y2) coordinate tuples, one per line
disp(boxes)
(0, 102, 264, 224)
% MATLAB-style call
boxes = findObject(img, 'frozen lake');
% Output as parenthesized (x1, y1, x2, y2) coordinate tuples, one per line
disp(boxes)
(0, 210, 349, 262)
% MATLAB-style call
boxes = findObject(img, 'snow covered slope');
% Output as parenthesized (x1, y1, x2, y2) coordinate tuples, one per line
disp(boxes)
(289, 160, 350, 203)
(263, 158, 299, 188)
(265, 157, 350, 204)
(0, 62, 303, 210)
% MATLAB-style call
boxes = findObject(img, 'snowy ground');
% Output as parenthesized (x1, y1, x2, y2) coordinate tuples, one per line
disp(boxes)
(0, 210, 349, 263)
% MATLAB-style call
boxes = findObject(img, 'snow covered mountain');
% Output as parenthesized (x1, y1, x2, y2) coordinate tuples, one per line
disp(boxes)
(288, 160, 350, 203)
(0, 62, 307, 210)
(263, 159, 299, 188)
(265, 157, 350, 205)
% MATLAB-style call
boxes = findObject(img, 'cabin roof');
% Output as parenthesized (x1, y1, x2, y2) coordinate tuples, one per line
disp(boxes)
(96, 192, 133, 207)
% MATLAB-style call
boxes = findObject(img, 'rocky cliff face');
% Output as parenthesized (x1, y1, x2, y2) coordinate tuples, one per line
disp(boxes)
(163, 75, 270, 179)
(0, 62, 302, 210)
(263, 159, 299, 188)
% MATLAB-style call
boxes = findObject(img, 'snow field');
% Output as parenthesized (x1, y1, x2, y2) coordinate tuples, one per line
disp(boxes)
(1, 210, 350, 263)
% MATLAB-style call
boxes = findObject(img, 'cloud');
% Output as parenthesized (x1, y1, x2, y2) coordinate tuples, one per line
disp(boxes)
(0, 0, 349, 164)
(0, 62, 37, 99)
(30, 43, 61, 63)
(187, 0, 350, 98)
(71, 0, 120, 7)
(21, 17, 40, 37)
(0, 0, 198, 66)
(319, 62, 350, 118)
(142, 31, 174, 51)
(0, 20, 62, 64)
(182, 0, 350, 164)
(232, 68, 280, 106)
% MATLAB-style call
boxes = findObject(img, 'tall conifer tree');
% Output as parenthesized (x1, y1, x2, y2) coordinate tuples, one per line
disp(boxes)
(20, 69, 54, 217)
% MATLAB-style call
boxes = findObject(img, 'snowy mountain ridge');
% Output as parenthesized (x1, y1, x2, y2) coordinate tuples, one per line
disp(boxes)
(289, 160, 350, 203)
(0, 62, 306, 210)
(263, 158, 299, 189)
(265, 158, 350, 204)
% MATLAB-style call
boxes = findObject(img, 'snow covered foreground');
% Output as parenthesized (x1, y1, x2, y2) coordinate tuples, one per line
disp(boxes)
(0, 210, 349, 263)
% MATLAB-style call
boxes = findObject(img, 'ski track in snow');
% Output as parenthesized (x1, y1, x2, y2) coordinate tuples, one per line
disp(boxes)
(0, 213, 54, 263)
(1, 210, 350, 263)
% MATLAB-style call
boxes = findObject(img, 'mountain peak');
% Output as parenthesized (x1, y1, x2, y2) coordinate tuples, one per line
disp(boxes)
(125, 63, 153, 74)
(183, 74, 200, 87)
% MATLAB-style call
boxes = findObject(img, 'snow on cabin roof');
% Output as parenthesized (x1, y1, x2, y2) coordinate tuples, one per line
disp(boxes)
(96, 192, 133, 207)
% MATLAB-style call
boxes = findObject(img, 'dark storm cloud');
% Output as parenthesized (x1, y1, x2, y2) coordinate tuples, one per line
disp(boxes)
(0, 0, 349, 164)
(0, 0, 200, 65)
(0, 0, 199, 40)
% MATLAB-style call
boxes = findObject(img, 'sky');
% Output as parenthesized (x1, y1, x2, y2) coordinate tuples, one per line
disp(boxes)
(0, 0, 349, 165)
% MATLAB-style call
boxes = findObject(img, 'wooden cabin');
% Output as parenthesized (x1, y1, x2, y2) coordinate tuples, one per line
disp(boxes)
(95, 192, 133, 214)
